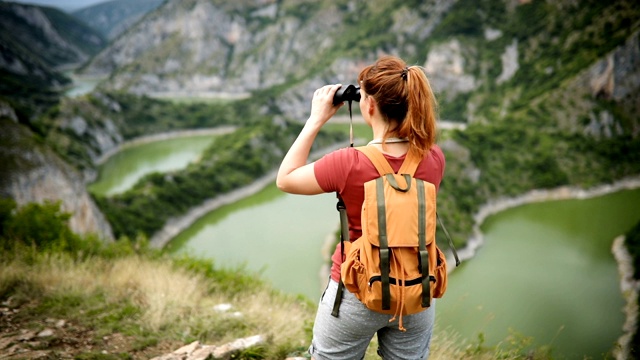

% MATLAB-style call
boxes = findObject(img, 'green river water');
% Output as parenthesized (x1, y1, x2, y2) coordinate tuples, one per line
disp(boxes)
(437, 189, 640, 358)
(88, 135, 216, 196)
(90, 134, 640, 359)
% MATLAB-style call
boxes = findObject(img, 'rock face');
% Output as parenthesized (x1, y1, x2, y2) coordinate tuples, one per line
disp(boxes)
(543, 30, 640, 138)
(83, 0, 346, 96)
(81, 0, 458, 121)
(0, 118, 114, 241)
(424, 39, 477, 100)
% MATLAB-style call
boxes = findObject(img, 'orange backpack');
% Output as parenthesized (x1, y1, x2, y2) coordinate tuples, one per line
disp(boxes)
(332, 146, 459, 330)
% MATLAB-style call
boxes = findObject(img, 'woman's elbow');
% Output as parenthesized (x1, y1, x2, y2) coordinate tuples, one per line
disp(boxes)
(276, 176, 292, 193)
(275, 180, 286, 192)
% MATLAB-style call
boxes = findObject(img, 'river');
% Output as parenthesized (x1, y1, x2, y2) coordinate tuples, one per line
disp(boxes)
(88, 133, 219, 196)
(437, 187, 640, 358)
(89, 133, 640, 359)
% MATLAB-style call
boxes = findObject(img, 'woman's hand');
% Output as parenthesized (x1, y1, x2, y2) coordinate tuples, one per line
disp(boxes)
(276, 84, 343, 195)
(308, 84, 343, 129)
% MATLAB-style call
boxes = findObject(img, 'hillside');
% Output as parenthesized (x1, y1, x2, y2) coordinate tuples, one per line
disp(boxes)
(0, 2, 106, 70)
(80, 0, 639, 126)
(0, 1, 107, 120)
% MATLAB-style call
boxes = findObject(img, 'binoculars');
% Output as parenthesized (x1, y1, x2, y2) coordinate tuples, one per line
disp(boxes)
(333, 84, 360, 105)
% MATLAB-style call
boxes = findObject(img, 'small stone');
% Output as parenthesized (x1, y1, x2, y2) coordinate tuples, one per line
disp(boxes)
(213, 303, 232, 312)
(17, 331, 36, 341)
(173, 340, 200, 355)
(37, 329, 54, 337)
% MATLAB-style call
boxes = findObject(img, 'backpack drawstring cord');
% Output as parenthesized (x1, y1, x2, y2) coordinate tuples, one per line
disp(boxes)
(389, 252, 407, 332)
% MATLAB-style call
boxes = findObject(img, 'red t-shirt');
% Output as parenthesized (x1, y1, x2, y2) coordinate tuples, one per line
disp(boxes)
(313, 145, 446, 282)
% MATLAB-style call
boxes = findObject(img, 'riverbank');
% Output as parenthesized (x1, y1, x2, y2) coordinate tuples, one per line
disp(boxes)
(457, 176, 640, 265)
(612, 235, 639, 360)
(95, 127, 237, 166)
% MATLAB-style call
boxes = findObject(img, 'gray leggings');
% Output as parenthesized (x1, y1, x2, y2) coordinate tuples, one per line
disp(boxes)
(309, 279, 435, 360)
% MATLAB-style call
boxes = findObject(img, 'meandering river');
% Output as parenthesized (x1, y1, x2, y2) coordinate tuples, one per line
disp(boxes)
(90, 132, 640, 359)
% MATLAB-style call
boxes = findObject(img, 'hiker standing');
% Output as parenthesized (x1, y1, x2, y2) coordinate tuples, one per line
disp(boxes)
(277, 55, 446, 360)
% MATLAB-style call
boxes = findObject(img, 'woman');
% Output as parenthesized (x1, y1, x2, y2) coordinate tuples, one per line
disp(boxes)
(276, 55, 445, 359)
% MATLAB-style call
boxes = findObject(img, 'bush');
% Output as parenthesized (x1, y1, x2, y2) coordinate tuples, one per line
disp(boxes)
(0, 198, 82, 252)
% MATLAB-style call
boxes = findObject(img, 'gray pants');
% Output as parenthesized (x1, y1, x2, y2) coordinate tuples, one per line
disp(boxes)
(309, 279, 435, 360)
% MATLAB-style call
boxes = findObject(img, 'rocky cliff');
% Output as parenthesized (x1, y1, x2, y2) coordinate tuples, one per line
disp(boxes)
(81, 0, 457, 120)
(0, 117, 114, 240)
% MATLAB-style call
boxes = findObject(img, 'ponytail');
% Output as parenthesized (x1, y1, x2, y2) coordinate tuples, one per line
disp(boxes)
(358, 56, 438, 157)
(400, 66, 438, 157)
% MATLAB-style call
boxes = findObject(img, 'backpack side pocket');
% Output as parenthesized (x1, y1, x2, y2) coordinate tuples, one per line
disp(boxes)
(341, 240, 364, 294)
(431, 246, 448, 298)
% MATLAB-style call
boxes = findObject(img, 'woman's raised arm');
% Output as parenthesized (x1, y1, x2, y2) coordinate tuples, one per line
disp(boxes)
(276, 84, 342, 195)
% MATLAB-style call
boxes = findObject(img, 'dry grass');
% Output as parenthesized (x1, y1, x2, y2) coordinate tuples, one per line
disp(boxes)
(0, 250, 545, 359)
(0, 252, 312, 348)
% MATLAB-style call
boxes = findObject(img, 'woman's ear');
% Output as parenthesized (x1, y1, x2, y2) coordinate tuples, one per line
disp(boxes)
(367, 96, 377, 116)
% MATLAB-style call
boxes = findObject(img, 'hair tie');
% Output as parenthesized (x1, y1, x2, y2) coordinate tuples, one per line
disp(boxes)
(401, 67, 409, 81)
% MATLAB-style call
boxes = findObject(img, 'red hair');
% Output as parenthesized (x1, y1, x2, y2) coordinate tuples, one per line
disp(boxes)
(358, 55, 438, 157)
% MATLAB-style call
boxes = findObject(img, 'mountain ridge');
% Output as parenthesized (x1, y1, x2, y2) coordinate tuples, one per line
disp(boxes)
(71, 0, 165, 40)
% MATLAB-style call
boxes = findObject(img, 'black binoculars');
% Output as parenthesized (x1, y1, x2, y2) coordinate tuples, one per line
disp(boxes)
(333, 84, 360, 105)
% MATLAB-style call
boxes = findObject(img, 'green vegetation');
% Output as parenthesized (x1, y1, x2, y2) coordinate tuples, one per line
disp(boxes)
(0, 200, 562, 359)
(627, 221, 640, 280)
(0, 199, 315, 359)
(626, 221, 640, 357)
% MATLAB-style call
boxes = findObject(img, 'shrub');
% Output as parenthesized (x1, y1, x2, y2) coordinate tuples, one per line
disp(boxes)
(0, 198, 82, 252)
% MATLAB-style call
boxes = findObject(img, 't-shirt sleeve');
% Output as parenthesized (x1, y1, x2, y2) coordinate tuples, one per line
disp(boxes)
(313, 148, 355, 193)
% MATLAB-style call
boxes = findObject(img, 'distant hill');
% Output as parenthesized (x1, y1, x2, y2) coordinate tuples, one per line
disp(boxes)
(0, 2, 106, 69)
(72, 0, 165, 40)
(0, 1, 107, 119)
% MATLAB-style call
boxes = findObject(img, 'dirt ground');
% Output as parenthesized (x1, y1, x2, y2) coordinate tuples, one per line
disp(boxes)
(0, 297, 178, 359)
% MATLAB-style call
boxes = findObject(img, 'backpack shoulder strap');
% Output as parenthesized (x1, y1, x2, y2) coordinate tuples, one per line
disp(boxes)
(398, 150, 422, 176)
(356, 145, 422, 176)
(356, 146, 393, 176)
